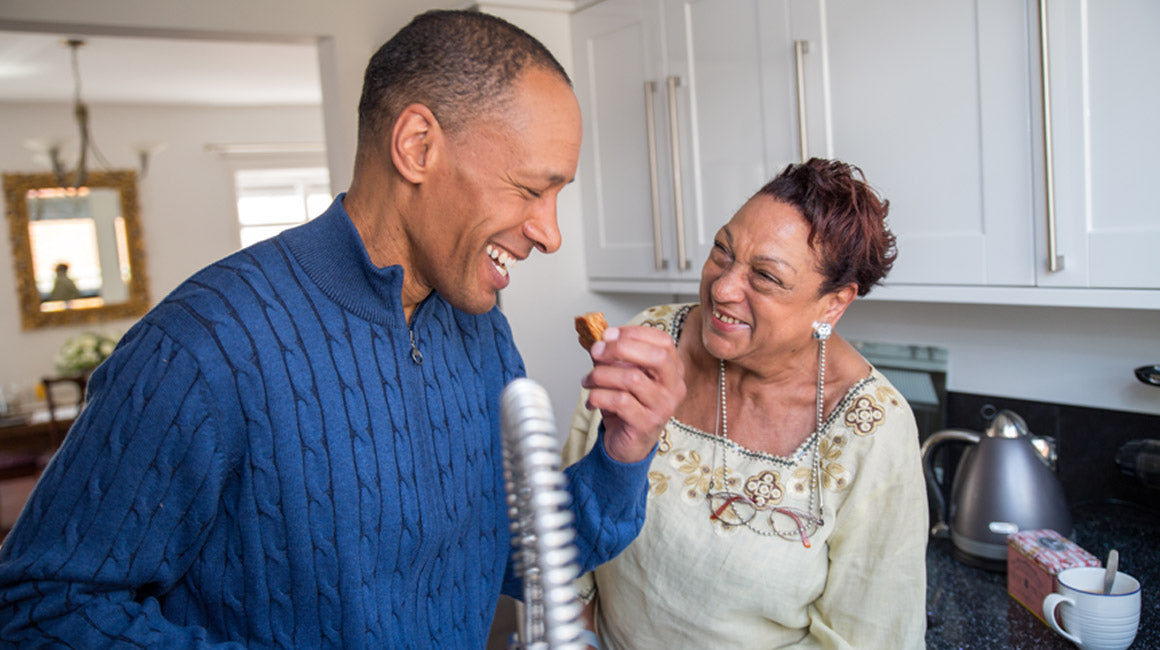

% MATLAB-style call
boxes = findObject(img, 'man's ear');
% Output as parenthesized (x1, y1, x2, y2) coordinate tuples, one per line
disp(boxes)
(390, 103, 441, 184)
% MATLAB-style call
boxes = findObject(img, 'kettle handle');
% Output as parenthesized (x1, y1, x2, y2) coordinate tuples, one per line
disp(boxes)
(920, 429, 980, 538)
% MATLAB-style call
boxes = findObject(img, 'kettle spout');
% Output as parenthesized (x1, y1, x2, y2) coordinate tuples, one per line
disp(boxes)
(1030, 435, 1058, 472)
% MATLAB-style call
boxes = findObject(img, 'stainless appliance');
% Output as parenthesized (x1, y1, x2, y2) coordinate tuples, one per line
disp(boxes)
(1117, 439, 1160, 489)
(921, 410, 1072, 567)
(1134, 364, 1160, 387)
(1120, 366, 1160, 489)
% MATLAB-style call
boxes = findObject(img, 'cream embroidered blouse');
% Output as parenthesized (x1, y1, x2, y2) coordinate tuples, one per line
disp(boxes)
(564, 304, 928, 649)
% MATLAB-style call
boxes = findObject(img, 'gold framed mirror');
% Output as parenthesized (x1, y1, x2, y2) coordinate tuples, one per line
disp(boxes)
(3, 170, 149, 330)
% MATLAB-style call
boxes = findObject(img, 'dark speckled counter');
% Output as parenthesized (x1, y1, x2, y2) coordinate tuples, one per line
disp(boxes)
(925, 500, 1159, 649)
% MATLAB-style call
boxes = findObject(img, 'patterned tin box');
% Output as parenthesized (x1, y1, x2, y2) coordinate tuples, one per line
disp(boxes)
(1007, 528, 1101, 624)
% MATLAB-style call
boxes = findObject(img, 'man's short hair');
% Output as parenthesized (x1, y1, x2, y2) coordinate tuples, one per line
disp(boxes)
(357, 9, 570, 149)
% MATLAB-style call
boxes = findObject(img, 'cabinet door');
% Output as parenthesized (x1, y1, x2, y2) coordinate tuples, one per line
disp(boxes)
(575, 0, 806, 289)
(819, 0, 1038, 287)
(662, 0, 803, 278)
(1043, 0, 1160, 289)
(572, 0, 671, 283)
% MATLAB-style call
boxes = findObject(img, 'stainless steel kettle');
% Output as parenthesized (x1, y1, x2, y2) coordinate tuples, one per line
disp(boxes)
(921, 410, 1072, 565)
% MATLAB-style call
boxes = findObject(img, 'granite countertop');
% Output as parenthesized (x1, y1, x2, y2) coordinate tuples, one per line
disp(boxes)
(926, 500, 1159, 649)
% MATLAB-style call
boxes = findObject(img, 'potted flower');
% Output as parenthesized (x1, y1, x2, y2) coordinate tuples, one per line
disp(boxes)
(55, 331, 120, 377)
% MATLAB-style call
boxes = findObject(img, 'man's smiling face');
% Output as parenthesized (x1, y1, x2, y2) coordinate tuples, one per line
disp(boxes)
(408, 66, 581, 315)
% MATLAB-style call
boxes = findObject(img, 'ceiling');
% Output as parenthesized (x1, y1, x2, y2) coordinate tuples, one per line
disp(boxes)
(0, 31, 322, 106)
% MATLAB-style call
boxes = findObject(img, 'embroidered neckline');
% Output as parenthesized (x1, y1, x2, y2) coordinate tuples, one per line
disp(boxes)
(670, 373, 877, 467)
(658, 302, 877, 465)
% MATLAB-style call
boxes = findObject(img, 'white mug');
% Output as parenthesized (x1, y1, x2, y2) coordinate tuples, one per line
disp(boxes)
(1042, 566, 1141, 650)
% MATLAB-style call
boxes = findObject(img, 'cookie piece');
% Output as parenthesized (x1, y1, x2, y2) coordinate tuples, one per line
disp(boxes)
(574, 312, 609, 351)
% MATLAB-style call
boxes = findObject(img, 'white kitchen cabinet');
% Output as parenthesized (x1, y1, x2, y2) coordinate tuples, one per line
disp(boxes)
(571, 0, 824, 292)
(572, 0, 1159, 307)
(815, 0, 1159, 305)
(1039, 0, 1160, 290)
(813, 0, 1038, 288)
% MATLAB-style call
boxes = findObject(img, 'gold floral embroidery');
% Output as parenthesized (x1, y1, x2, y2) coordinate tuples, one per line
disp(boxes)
(818, 436, 851, 490)
(645, 304, 676, 319)
(874, 385, 901, 407)
(743, 470, 784, 507)
(829, 431, 849, 449)
(640, 318, 670, 332)
(657, 428, 672, 455)
(786, 435, 852, 493)
(672, 448, 701, 473)
(821, 461, 850, 491)
(790, 467, 811, 496)
(671, 448, 734, 500)
(648, 470, 670, 496)
(711, 465, 740, 494)
(844, 395, 885, 436)
(674, 449, 712, 499)
(640, 304, 677, 333)
(820, 436, 846, 461)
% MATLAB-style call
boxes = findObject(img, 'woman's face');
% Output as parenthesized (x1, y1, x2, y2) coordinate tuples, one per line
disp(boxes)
(698, 194, 842, 366)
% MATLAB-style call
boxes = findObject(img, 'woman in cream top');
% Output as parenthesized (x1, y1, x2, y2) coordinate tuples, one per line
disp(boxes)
(565, 160, 928, 649)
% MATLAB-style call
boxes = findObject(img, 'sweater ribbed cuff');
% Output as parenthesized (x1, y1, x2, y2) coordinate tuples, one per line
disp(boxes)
(585, 423, 656, 504)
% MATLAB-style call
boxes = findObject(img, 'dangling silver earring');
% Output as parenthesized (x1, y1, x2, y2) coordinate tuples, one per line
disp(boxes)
(812, 321, 832, 341)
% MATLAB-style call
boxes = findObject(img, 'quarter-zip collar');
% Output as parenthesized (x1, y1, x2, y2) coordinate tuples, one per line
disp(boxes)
(281, 193, 411, 329)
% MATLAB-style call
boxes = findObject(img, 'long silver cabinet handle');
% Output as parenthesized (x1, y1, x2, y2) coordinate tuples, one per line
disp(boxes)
(794, 40, 810, 162)
(665, 75, 690, 271)
(643, 80, 667, 271)
(1037, 0, 1064, 272)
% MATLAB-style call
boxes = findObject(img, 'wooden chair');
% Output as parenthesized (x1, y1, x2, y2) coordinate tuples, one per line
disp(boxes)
(0, 451, 45, 484)
(41, 374, 88, 447)
(0, 376, 87, 541)
(0, 443, 46, 542)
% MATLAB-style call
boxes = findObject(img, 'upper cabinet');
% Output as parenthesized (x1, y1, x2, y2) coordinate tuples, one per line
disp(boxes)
(816, 0, 1038, 288)
(572, 0, 821, 293)
(1040, 0, 1160, 291)
(571, 0, 1160, 308)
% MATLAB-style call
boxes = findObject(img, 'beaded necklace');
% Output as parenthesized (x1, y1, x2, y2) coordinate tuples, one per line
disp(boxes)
(707, 329, 828, 547)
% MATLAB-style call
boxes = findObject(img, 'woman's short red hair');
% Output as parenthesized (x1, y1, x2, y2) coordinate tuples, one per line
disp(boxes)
(756, 158, 896, 297)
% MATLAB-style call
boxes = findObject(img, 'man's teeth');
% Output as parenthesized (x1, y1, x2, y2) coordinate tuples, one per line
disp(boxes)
(487, 245, 516, 277)
(714, 309, 744, 325)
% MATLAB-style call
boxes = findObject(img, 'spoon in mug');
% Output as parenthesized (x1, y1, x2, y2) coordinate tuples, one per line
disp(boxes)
(1103, 549, 1119, 594)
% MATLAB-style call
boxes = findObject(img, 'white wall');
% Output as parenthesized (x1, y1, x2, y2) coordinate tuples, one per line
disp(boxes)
(0, 0, 451, 194)
(0, 0, 446, 407)
(0, 102, 326, 395)
(832, 299, 1159, 415)
(478, 4, 606, 432)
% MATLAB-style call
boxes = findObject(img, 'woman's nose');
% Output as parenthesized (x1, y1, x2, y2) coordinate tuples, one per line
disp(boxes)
(711, 265, 746, 302)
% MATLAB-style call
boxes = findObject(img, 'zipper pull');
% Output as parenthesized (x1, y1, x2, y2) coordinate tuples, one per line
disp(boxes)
(409, 327, 423, 365)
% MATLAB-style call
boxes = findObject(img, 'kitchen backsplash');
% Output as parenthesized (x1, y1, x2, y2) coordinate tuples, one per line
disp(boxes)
(944, 392, 1160, 512)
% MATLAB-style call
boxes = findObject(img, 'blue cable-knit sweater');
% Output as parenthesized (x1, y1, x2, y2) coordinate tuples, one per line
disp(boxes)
(0, 196, 652, 648)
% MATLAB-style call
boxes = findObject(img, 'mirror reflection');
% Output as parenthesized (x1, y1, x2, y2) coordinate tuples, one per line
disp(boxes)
(4, 170, 149, 329)
(29, 185, 132, 310)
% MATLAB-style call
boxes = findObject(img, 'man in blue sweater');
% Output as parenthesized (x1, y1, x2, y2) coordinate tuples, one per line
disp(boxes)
(0, 10, 685, 648)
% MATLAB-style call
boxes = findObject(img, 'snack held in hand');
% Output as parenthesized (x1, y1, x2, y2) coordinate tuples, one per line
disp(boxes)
(574, 312, 609, 351)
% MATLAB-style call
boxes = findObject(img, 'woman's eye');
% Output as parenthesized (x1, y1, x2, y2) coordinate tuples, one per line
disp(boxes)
(757, 272, 782, 286)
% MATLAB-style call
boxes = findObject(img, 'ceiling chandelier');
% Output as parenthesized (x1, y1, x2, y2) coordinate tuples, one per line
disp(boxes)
(49, 38, 104, 187)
